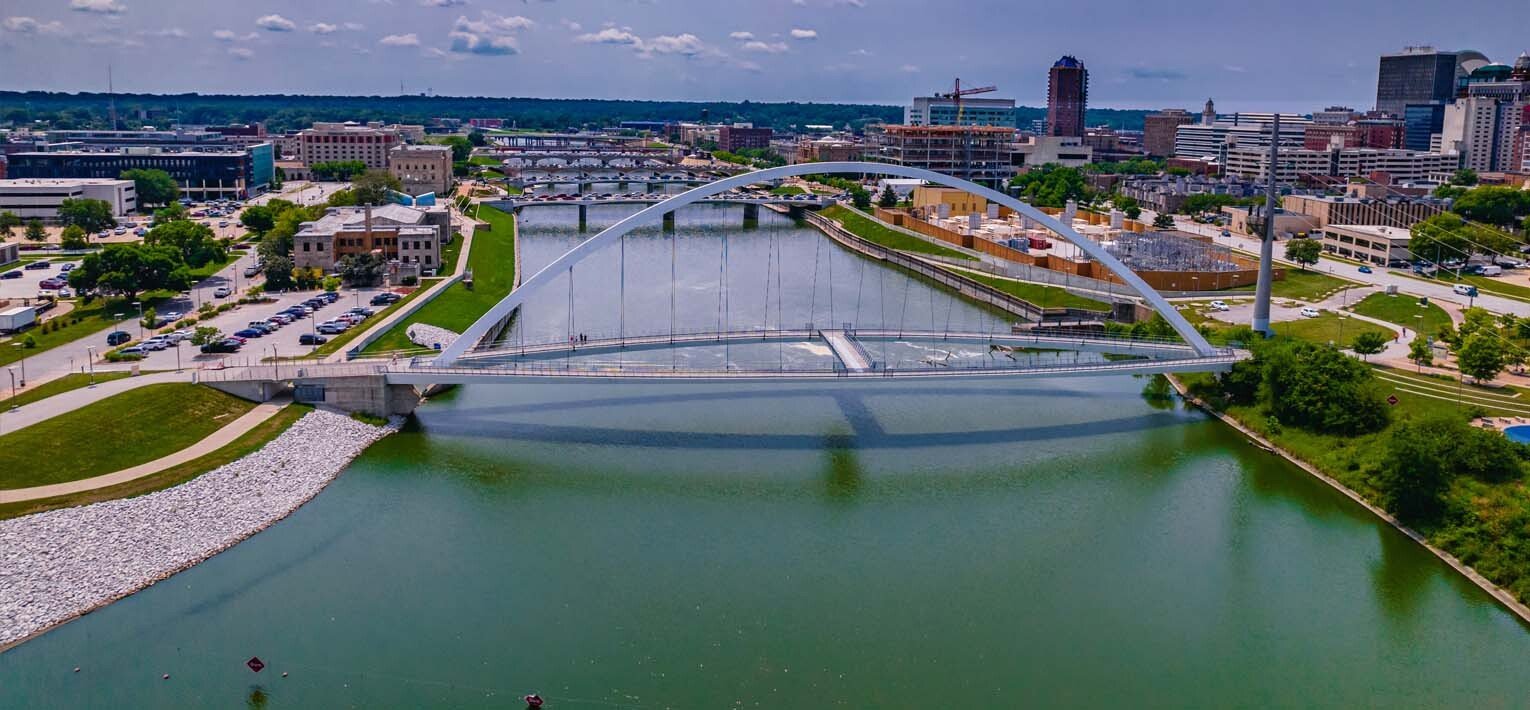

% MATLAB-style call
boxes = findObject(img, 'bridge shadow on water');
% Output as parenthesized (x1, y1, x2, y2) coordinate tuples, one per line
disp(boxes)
(419, 385, 1190, 452)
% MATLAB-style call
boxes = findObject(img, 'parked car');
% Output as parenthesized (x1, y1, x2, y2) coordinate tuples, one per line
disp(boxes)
(39, 277, 68, 290)
(371, 293, 402, 306)
(59, 263, 76, 272)
(140, 339, 170, 351)
(200, 339, 241, 354)
(1207, 300, 1230, 312)
(234, 327, 267, 339)
(117, 345, 149, 357)
(213, 286, 232, 298)
(106, 330, 131, 346)
(1453, 284, 1479, 297)
(299, 333, 328, 346)
(0, 270, 21, 280)
(1299, 307, 1321, 318)
(347, 307, 375, 317)
(24, 261, 50, 270)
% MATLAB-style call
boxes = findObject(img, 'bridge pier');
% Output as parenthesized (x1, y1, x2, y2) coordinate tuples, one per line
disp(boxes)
(662, 211, 676, 231)
(742, 203, 759, 227)
(578, 203, 588, 231)
(788, 205, 805, 220)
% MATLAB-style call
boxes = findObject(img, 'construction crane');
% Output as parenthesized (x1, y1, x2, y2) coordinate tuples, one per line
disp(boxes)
(936, 78, 996, 182)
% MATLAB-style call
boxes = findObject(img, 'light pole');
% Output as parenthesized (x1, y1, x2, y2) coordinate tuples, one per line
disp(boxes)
(86, 346, 96, 386)
(132, 300, 143, 340)
(11, 343, 24, 387)
(6, 367, 15, 404)
(271, 345, 278, 379)
(173, 341, 182, 373)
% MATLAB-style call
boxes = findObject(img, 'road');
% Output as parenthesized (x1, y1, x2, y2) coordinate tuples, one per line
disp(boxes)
(1149, 210, 1530, 317)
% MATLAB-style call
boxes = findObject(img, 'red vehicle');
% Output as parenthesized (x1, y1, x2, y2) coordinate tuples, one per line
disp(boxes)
(1028, 237, 1053, 250)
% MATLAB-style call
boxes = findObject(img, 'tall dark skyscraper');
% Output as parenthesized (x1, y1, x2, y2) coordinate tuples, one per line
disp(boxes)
(1046, 56, 1088, 138)
(1374, 46, 1488, 116)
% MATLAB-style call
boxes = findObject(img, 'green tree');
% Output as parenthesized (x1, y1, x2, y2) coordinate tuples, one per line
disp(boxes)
(0, 210, 20, 238)
(876, 185, 898, 209)
(239, 205, 276, 234)
(466, 130, 487, 147)
(262, 255, 295, 292)
(849, 187, 871, 211)
(1283, 237, 1322, 270)
(1262, 340, 1390, 435)
(57, 198, 116, 233)
(67, 243, 191, 299)
(1009, 165, 1091, 208)
(120, 168, 180, 207)
(441, 136, 472, 163)
(59, 224, 89, 250)
(153, 202, 187, 224)
(191, 326, 222, 346)
(310, 160, 368, 181)
(1450, 185, 1530, 227)
(351, 169, 404, 206)
(1451, 168, 1479, 186)
(1152, 213, 1175, 230)
(24, 219, 47, 242)
(144, 220, 226, 268)
(1351, 330, 1388, 360)
(1458, 330, 1506, 382)
(1377, 415, 1458, 522)
(1408, 334, 1434, 371)
(338, 252, 388, 286)
(140, 306, 157, 331)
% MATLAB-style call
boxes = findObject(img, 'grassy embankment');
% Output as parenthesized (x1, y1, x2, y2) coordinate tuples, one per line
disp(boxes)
(0, 371, 134, 409)
(0, 383, 255, 490)
(1221, 269, 1356, 301)
(959, 271, 1110, 311)
(818, 205, 975, 261)
(770, 186, 807, 196)
(359, 203, 516, 355)
(1268, 312, 1394, 347)
(0, 403, 311, 520)
(1181, 363, 1530, 603)
(1391, 269, 1530, 303)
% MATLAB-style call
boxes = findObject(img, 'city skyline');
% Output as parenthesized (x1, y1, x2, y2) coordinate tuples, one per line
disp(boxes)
(1, 0, 1527, 113)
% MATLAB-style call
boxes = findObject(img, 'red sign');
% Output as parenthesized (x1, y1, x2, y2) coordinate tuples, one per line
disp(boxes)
(1387, 395, 1399, 406)
(246, 657, 265, 673)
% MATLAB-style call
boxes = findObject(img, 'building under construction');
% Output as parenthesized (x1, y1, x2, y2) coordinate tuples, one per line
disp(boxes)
(870, 125, 1016, 186)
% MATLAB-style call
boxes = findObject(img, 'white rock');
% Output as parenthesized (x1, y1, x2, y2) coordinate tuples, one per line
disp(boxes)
(406, 323, 458, 351)
(0, 410, 399, 648)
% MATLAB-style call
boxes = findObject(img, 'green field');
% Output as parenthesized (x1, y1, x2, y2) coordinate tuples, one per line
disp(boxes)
(0, 383, 256, 490)
(957, 271, 1110, 311)
(1269, 311, 1394, 348)
(770, 186, 806, 196)
(0, 371, 134, 409)
(359, 204, 517, 355)
(1225, 269, 1356, 301)
(0, 403, 310, 520)
(818, 206, 976, 261)
(1348, 292, 1452, 337)
(439, 235, 465, 276)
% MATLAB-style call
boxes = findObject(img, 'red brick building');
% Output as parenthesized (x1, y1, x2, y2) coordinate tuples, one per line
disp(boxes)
(717, 125, 773, 152)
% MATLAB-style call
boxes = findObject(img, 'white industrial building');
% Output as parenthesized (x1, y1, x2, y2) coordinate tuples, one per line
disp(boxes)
(0, 178, 137, 222)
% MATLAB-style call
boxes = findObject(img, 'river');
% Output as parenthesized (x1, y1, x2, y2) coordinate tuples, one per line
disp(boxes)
(2, 204, 1528, 707)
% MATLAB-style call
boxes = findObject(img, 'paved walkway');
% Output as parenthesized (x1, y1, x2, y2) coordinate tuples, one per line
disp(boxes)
(0, 398, 289, 504)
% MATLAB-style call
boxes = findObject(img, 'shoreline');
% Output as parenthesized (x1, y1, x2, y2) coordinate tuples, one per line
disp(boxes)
(1166, 374, 1530, 628)
(0, 409, 400, 654)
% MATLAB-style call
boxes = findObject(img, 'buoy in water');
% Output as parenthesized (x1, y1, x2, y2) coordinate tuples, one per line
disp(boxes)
(524, 693, 545, 708)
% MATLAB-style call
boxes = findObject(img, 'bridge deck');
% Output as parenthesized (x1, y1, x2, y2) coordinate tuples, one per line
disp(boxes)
(819, 330, 872, 372)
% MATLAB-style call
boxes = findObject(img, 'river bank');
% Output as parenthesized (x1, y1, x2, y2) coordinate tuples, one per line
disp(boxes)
(1166, 374, 1530, 628)
(0, 409, 400, 651)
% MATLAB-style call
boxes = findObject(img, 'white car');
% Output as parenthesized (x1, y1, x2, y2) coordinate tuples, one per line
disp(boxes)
(213, 286, 232, 298)
(1299, 307, 1321, 318)
(1207, 300, 1230, 311)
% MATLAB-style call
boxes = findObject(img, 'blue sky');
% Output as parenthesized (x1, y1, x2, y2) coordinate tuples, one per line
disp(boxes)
(1, 0, 1526, 112)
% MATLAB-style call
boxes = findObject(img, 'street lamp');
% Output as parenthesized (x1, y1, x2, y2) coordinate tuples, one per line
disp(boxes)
(173, 340, 182, 373)
(271, 345, 279, 380)
(86, 346, 96, 386)
(132, 300, 143, 340)
(11, 343, 24, 388)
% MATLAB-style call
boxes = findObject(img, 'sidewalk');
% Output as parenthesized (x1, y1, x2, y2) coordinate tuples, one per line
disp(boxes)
(0, 398, 288, 504)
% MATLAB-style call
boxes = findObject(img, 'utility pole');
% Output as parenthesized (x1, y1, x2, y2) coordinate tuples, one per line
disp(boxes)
(107, 65, 118, 131)
(1251, 113, 1279, 337)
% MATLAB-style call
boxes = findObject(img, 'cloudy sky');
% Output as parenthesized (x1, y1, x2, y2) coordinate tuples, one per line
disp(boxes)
(1, 0, 1526, 112)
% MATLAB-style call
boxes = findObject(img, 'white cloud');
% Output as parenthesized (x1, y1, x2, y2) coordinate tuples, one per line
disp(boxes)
(309, 23, 338, 34)
(141, 27, 186, 38)
(255, 14, 296, 32)
(576, 27, 640, 46)
(850, 48, 871, 56)
(559, 18, 582, 32)
(379, 33, 420, 46)
(212, 29, 257, 42)
(422, 0, 467, 5)
(789, 28, 817, 39)
(448, 12, 529, 56)
(344, 22, 365, 30)
(644, 33, 706, 56)
(900, 63, 919, 72)
(228, 46, 255, 60)
(729, 31, 754, 40)
(741, 40, 786, 54)
(3, 16, 68, 34)
(70, 0, 127, 15)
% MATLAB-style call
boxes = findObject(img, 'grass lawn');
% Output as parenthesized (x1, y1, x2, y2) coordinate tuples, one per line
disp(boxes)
(468, 156, 502, 166)
(1348, 292, 1452, 336)
(819, 205, 976, 261)
(0, 383, 255, 490)
(0, 403, 310, 520)
(1269, 311, 1394, 347)
(439, 234, 465, 276)
(1371, 365, 1530, 417)
(306, 285, 433, 358)
(0, 371, 134, 409)
(359, 203, 517, 355)
(770, 186, 806, 196)
(1223, 268, 1356, 301)
(0, 297, 149, 368)
(957, 270, 1110, 311)
(188, 253, 235, 280)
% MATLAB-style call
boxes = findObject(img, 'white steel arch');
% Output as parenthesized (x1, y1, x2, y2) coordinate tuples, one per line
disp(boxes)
(434, 162, 1217, 365)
